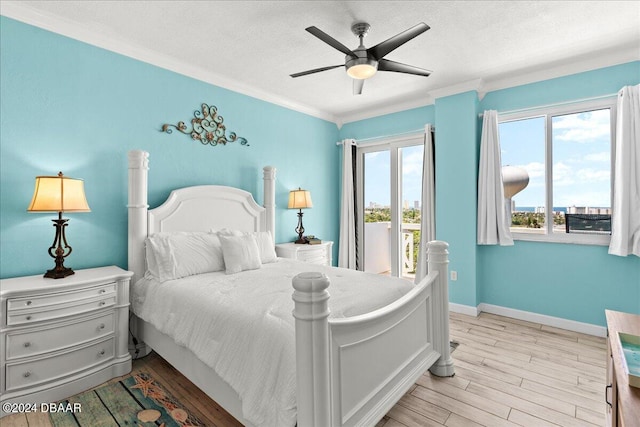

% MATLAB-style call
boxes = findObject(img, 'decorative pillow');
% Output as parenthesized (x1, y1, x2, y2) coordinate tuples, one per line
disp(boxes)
(146, 232, 225, 282)
(216, 229, 277, 264)
(253, 231, 278, 264)
(219, 234, 262, 275)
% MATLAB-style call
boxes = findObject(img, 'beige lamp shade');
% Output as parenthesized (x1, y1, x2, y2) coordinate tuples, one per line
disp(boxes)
(27, 172, 91, 213)
(288, 189, 313, 209)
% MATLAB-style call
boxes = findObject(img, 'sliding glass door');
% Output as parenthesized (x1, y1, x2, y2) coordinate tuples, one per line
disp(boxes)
(357, 136, 424, 280)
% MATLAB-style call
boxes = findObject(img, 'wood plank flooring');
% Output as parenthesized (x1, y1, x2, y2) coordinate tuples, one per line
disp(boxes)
(3, 312, 607, 427)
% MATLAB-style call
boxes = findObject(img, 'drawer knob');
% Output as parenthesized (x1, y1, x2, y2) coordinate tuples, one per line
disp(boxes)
(26, 301, 32, 306)
(99, 323, 105, 330)
(24, 342, 31, 348)
(23, 372, 31, 378)
(26, 316, 32, 321)
(100, 289, 107, 294)
(99, 301, 106, 306)
(98, 349, 105, 357)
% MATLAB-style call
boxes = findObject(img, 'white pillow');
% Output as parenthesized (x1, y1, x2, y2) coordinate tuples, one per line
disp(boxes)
(216, 228, 243, 237)
(145, 241, 161, 278)
(216, 229, 277, 264)
(253, 231, 277, 264)
(219, 234, 262, 274)
(146, 232, 225, 282)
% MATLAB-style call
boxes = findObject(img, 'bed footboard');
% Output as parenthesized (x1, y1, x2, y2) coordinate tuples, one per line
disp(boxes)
(292, 240, 453, 427)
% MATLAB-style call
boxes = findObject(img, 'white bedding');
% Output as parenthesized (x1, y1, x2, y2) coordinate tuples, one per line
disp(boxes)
(131, 258, 414, 427)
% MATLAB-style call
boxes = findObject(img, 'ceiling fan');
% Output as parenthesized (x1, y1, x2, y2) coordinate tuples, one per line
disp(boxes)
(291, 22, 431, 95)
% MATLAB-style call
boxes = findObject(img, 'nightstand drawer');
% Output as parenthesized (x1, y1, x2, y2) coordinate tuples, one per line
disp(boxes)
(276, 241, 333, 267)
(5, 337, 115, 392)
(6, 312, 115, 360)
(297, 252, 328, 264)
(6, 296, 116, 326)
(7, 282, 116, 311)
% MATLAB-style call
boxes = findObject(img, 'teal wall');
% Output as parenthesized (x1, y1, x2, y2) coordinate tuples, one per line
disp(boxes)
(434, 92, 480, 307)
(477, 63, 640, 325)
(0, 17, 340, 279)
(340, 62, 640, 326)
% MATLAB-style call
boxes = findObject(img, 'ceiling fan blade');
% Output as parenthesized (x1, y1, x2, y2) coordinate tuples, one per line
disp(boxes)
(378, 59, 431, 76)
(290, 64, 343, 78)
(353, 79, 364, 95)
(367, 22, 430, 60)
(306, 26, 357, 57)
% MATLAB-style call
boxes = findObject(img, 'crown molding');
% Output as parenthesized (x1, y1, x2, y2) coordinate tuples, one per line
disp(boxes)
(480, 44, 639, 97)
(339, 79, 489, 125)
(0, 1, 340, 125)
(429, 79, 485, 101)
(339, 93, 435, 125)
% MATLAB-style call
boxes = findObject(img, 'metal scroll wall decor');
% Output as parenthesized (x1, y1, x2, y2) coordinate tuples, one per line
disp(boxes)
(161, 103, 248, 147)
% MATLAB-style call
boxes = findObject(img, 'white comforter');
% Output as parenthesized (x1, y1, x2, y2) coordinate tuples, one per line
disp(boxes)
(132, 258, 414, 427)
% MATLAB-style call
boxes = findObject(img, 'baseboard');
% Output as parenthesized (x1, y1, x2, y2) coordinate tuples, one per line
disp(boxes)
(477, 303, 607, 337)
(449, 303, 479, 317)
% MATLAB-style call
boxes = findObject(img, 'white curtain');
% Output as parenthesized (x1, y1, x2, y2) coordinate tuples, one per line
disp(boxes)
(477, 110, 514, 245)
(609, 84, 640, 257)
(415, 125, 436, 283)
(338, 139, 357, 268)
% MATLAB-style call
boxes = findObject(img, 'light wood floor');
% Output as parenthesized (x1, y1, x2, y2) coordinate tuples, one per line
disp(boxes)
(3, 312, 607, 427)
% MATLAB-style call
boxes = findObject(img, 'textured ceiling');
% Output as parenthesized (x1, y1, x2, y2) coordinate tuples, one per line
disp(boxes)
(2, 1, 639, 124)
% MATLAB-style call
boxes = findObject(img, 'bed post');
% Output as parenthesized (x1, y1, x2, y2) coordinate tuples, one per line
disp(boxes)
(263, 166, 276, 243)
(292, 272, 331, 427)
(128, 150, 149, 286)
(427, 240, 455, 377)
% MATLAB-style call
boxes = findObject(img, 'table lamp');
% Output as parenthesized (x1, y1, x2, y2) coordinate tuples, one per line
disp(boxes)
(27, 172, 91, 278)
(288, 188, 312, 244)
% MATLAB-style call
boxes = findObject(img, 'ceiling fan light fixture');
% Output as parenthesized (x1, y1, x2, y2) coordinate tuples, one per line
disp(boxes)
(346, 55, 378, 79)
(347, 63, 377, 79)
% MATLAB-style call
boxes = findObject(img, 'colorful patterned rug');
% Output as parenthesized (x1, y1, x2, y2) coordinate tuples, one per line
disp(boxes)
(50, 372, 205, 427)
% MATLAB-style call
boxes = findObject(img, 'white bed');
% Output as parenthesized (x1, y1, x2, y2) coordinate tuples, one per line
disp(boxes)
(127, 150, 454, 427)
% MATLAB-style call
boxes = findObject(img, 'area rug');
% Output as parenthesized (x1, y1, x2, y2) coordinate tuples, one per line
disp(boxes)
(49, 372, 205, 427)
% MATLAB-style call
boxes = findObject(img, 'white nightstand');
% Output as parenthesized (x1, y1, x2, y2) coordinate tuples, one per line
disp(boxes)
(0, 266, 133, 416)
(275, 241, 333, 266)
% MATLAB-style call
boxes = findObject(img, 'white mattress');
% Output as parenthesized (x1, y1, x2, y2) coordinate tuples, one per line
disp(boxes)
(131, 258, 414, 427)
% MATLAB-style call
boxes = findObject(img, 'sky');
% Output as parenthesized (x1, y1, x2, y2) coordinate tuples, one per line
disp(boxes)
(499, 108, 611, 209)
(363, 144, 424, 208)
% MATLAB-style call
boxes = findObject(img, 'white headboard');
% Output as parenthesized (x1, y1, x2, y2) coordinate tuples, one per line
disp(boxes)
(127, 150, 276, 284)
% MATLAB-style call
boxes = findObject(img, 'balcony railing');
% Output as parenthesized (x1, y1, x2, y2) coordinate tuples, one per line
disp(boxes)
(364, 222, 420, 280)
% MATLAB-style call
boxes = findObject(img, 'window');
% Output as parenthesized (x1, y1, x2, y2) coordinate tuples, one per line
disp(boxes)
(498, 98, 616, 244)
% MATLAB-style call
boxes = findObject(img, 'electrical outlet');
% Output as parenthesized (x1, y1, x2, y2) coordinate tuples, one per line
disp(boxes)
(450, 271, 458, 281)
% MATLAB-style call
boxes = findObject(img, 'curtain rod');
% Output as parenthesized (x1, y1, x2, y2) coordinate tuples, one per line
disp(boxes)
(478, 92, 618, 118)
(336, 126, 434, 146)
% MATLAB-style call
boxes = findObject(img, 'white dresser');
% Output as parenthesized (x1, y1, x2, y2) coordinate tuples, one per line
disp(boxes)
(275, 241, 333, 266)
(0, 266, 132, 416)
